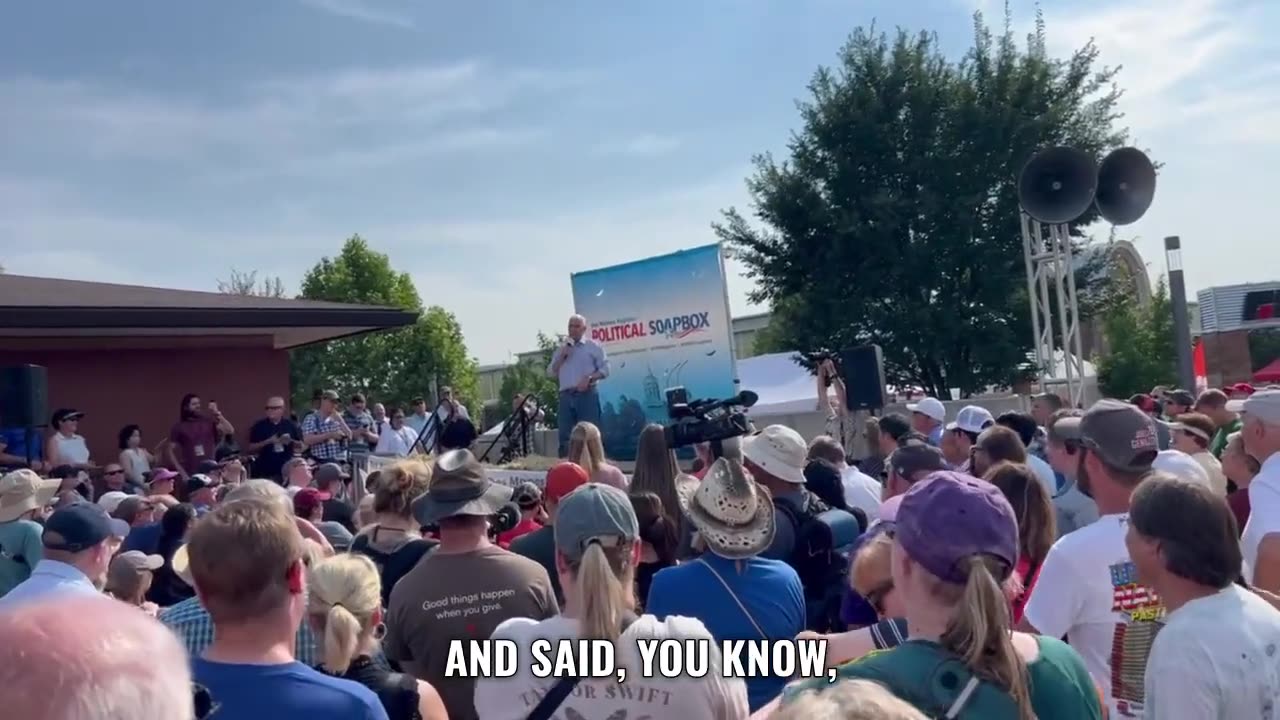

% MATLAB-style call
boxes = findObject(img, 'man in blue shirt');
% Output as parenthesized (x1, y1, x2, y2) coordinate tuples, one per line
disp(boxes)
(546, 314, 610, 457)
(185, 494, 386, 719)
(0, 500, 128, 607)
(646, 458, 805, 711)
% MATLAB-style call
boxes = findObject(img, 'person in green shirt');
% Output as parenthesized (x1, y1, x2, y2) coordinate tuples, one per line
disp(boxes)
(0, 469, 60, 597)
(781, 470, 1102, 720)
(1195, 389, 1243, 458)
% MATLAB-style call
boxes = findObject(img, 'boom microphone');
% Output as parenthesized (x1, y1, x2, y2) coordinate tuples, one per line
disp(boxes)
(490, 502, 521, 536)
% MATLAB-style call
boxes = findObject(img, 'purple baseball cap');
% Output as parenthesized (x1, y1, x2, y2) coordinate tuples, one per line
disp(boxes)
(895, 470, 1019, 584)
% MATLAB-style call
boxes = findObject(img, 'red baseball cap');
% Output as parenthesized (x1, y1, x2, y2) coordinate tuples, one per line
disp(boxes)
(293, 487, 324, 517)
(545, 462, 590, 502)
(1229, 382, 1256, 397)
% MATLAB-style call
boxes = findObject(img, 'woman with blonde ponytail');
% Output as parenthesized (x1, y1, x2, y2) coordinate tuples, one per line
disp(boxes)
(567, 422, 627, 489)
(308, 554, 448, 720)
(777, 471, 1102, 720)
(475, 483, 747, 720)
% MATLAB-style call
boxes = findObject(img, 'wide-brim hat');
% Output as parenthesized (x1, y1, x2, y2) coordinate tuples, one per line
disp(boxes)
(741, 425, 807, 485)
(680, 458, 775, 559)
(0, 469, 60, 523)
(411, 449, 511, 526)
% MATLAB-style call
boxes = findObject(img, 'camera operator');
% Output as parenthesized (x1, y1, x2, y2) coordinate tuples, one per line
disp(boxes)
(816, 359, 856, 458)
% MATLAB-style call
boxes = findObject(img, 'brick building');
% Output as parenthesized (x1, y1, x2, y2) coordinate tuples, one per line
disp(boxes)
(1197, 282, 1280, 387)
(0, 274, 416, 463)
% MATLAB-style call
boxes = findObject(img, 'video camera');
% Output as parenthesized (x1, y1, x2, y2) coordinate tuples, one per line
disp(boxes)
(663, 387, 759, 449)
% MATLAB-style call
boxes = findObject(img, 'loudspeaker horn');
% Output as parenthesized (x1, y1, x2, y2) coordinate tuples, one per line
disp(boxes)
(1095, 147, 1156, 226)
(1017, 146, 1098, 225)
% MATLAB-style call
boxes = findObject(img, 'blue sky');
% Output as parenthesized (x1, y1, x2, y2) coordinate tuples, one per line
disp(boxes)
(2, 0, 1276, 364)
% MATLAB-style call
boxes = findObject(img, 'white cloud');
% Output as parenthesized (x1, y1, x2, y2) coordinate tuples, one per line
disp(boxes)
(297, 0, 415, 29)
(595, 133, 683, 157)
(0, 61, 585, 174)
(1041, 0, 1278, 144)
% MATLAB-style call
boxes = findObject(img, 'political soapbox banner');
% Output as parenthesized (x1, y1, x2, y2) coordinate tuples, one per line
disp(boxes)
(570, 244, 738, 460)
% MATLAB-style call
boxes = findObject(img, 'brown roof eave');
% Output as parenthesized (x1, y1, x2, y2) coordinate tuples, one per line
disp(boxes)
(0, 306, 420, 330)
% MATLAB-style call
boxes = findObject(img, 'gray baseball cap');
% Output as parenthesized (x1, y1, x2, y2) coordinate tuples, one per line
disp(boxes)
(889, 443, 947, 483)
(1079, 399, 1159, 473)
(1048, 411, 1085, 443)
(553, 483, 639, 564)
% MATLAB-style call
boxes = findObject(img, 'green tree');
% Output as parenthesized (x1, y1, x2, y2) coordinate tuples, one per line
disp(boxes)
(497, 332, 561, 429)
(1097, 275, 1177, 398)
(716, 12, 1128, 397)
(217, 268, 287, 298)
(289, 235, 477, 411)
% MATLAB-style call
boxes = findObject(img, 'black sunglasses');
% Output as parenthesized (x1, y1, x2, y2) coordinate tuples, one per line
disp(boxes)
(863, 579, 896, 616)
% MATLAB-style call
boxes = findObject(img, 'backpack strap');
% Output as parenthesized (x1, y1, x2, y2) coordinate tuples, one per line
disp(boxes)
(697, 559, 768, 639)
(849, 641, 1011, 719)
(524, 613, 639, 720)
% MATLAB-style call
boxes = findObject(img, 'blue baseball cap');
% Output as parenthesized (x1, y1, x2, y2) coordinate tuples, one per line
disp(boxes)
(42, 502, 130, 552)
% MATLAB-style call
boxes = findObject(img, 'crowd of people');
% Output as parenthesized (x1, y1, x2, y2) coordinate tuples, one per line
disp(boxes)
(3, 323, 1280, 720)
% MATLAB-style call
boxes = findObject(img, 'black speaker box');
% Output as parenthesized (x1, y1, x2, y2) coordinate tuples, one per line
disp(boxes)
(840, 346, 886, 411)
(0, 365, 50, 428)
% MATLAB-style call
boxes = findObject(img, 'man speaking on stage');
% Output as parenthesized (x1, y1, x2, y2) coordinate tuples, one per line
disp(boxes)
(548, 314, 610, 457)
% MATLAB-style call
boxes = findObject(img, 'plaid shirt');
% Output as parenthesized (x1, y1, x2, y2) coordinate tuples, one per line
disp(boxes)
(302, 412, 347, 462)
(159, 596, 317, 665)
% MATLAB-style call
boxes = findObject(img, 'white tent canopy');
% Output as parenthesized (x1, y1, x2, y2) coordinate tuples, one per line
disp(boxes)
(737, 351, 829, 417)
(1035, 348, 1098, 381)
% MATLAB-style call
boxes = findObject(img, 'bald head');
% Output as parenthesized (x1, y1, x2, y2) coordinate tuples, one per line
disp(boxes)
(0, 596, 194, 719)
(224, 478, 293, 515)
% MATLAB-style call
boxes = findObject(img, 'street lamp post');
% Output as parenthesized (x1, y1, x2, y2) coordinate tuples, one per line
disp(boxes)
(1165, 236, 1195, 391)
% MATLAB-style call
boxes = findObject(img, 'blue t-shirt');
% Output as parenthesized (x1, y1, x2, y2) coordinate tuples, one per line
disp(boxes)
(121, 522, 163, 554)
(192, 659, 388, 720)
(645, 553, 805, 712)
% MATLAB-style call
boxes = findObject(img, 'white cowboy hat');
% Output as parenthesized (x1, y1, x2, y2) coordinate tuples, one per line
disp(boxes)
(680, 458, 776, 559)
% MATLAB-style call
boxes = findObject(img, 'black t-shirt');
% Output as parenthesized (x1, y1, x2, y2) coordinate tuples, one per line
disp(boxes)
(350, 530, 438, 608)
(322, 497, 357, 534)
(248, 417, 302, 480)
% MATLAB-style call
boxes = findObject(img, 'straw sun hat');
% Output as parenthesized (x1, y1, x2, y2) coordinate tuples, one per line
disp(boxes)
(680, 457, 775, 559)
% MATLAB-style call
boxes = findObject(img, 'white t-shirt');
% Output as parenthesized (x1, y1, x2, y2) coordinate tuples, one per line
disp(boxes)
(374, 424, 419, 457)
(1023, 513, 1165, 719)
(840, 465, 882, 522)
(1144, 585, 1280, 720)
(474, 613, 748, 720)
(1243, 454, 1280, 585)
